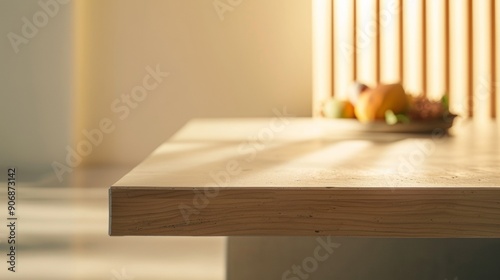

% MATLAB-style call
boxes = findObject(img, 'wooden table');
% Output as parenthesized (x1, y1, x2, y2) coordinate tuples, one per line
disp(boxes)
(110, 118, 500, 237)
(109, 118, 500, 279)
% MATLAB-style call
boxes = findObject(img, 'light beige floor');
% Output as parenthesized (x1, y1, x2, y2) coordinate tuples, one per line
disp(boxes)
(0, 166, 225, 280)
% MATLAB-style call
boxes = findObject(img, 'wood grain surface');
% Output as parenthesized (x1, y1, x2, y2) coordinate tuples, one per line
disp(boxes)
(109, 118, 500, 237)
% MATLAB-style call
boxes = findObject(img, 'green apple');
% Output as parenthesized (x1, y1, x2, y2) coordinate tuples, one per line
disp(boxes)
(323, 98, 355, 119)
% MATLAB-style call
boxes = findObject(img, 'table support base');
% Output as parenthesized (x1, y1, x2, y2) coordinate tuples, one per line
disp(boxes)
(227, 237, 500, 280)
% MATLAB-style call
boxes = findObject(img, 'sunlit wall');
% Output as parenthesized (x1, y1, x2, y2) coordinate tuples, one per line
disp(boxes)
(1, 0, 313, 175)
(75, 0, 312, 166)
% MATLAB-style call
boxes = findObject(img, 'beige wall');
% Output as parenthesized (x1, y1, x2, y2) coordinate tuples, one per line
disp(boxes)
(76, 0, 312, 166)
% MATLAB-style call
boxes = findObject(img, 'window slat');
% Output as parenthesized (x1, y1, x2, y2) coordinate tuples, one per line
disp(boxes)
(380, 0, 401, 83)
(472, 0, 494, 120)
(332, 0, 356, 99)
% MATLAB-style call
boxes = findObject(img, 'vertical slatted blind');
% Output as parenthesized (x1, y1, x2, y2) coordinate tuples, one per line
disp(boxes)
(317, 0, 499, 120)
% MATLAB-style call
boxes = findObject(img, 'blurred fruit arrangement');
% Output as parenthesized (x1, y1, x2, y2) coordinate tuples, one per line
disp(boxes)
(322, 81, 454, 125)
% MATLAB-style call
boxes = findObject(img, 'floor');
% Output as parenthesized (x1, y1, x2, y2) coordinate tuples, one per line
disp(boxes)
(0, 166, 225, 280)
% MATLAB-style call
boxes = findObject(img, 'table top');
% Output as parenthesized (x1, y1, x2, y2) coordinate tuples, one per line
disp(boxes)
(109, 118, 500, 237)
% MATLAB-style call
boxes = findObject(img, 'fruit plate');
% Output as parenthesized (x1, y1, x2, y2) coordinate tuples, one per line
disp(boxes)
(358, 116, 457, 133)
